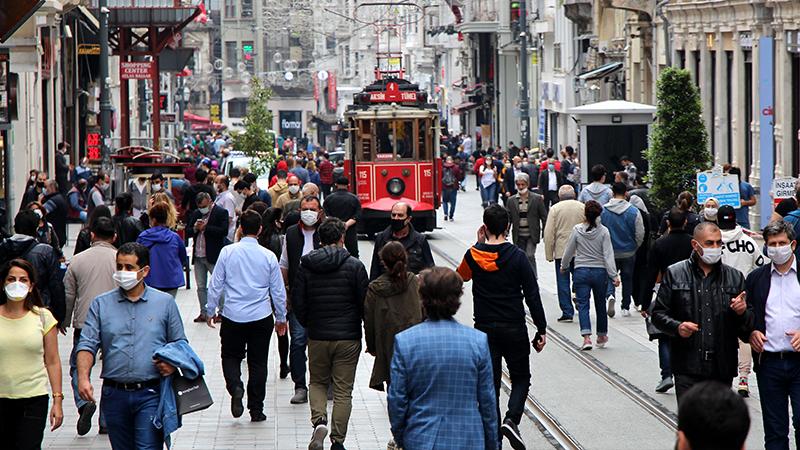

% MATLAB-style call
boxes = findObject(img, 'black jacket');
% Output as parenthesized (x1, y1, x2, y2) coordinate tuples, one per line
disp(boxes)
(284, 224, 322, 290)
(652, 255, 751, 378)
(293, 246, 369, 341)
(186, 205, 229, 264)
(370, 225, 434, 281)
(55, 151, 70, 194)
(42, 191, 69, 247)
(0, 236, 66, 326)
(181, 183, 216, 212)
(537, 170, 565, 193)
(641, 229, 694, 311)
(113, 212, 145, 247)
(323, 189, 362, 257)
(744, 264, 793, 372)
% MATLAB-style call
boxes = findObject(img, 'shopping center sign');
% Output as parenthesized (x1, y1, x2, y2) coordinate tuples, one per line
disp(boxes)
(120, 61, 156, 80)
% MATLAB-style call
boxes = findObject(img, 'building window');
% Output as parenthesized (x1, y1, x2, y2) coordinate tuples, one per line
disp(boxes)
(326, 36, 336, 51)
(241, 0, 252, 17)
(553, 43, 561, 70)
(225, 41, 238, 68)
(224, 0, 236, 18)
(229, 98, 248, 118)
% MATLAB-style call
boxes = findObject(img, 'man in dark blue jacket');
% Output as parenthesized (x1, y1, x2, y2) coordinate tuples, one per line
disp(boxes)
(186, 192, 229, 322)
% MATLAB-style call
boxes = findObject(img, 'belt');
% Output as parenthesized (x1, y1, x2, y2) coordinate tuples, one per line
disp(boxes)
(103, 379, 160, 391)
(761, 351, 800, 360)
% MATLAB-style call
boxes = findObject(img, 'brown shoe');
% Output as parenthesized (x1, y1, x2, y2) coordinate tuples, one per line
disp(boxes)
(213, 314, 222, 323)
(193, 314, 207, 323)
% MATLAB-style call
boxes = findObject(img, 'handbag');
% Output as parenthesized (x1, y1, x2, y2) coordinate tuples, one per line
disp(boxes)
(172, 375, 213, 415)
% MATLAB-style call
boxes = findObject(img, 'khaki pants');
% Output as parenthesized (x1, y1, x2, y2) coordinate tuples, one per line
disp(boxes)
(308, 339, 361, 444)
(739, 340, 752, 378)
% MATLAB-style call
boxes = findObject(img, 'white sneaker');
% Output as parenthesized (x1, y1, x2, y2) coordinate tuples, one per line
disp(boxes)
(607, 296, 616, 318)
(622, 309, 631, 317)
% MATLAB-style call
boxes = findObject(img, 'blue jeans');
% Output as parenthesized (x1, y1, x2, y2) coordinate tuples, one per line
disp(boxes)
(70, 330, 88, 411)
(573, 267, 609, 336)
(756, 354, 800, 450)
(554, 259, 574, 318)
(658, 339, 671, 380)
(101, 384, 162, 450)
(480, 182, 497, 206)
(288, 311, 308, 390)
(606, 256, 635, 310)
(442, 188, 457, 218)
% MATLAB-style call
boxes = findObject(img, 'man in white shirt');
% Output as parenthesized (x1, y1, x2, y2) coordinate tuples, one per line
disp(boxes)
(747, 220, 800, 450)
(214, 175, 237, 242)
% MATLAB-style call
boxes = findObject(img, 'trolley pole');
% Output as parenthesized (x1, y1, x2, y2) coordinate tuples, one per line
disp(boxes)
(518, 0, 530, 148)
(99, 0, 112, 172)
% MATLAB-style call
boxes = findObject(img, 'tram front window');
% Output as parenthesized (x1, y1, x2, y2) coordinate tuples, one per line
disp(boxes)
(374, 120, 414, 160)
(396, 121, 413, 159)
(376, 122, 394, 155)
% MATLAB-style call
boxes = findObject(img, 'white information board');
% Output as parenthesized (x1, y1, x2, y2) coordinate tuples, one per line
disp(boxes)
(772, 177, 798, 202)
(696, 170, 741, 208)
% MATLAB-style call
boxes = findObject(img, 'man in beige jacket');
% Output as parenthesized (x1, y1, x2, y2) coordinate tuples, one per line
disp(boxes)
(63, 217, 118, 436)
(543, 185, 585, 322)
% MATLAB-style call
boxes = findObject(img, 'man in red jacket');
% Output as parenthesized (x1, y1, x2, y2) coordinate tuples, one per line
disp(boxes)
(318, 153, 335, 199)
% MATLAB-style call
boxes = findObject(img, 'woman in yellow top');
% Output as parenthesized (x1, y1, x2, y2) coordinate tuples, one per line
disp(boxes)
(0, 258, 64, 448)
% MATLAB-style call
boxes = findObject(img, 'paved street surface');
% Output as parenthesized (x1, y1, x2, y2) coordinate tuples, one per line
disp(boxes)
(44, 187, 774, 449)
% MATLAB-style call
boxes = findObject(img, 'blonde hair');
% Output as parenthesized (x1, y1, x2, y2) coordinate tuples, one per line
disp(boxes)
(307, 161, 317, 172)
(149, 192, 178, 228)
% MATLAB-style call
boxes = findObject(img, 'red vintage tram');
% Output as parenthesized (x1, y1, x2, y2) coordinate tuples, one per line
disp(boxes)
(344, 78, 441, 235)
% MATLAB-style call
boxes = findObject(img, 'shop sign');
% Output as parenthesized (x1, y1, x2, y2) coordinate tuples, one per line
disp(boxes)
(120, 61, 155, 80)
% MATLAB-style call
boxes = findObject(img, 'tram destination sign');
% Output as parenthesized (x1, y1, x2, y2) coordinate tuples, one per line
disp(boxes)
(369, 82, 418, 103)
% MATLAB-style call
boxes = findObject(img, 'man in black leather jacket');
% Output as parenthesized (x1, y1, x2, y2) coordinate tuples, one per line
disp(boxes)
(293, 217, 369, 450)
(652, 221, 752, 404)
(0, 210, 66, 326)
(369, 202, 434, 281)
(112, 192, 144, 247)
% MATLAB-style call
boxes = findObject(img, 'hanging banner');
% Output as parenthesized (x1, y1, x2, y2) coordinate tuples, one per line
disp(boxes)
(327, 72, 337, 112)
(313, 73, 319, 101)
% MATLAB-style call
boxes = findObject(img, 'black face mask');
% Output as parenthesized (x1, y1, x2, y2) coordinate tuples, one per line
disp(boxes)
(36, 182, 45, 189)
(390, 218, 407, 232)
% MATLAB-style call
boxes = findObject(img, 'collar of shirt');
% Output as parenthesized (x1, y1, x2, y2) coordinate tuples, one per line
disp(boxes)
(115, 285, 153, 302)
(771, 258, 797, 277)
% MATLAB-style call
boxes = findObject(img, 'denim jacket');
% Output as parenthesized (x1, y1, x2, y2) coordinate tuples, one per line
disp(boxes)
(152, 341, 205, 447)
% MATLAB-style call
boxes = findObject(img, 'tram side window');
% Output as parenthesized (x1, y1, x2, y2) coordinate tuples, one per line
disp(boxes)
(418, 119, 431, 161)
(396, 120, 414, 159)
(358, 120, 372, 161)
(376, 121, 394, 156)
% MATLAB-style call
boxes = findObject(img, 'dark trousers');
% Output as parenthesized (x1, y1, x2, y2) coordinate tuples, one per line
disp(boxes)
(674, 374, 732, 406)
(658, 339, 672, 380)
(289, 311, 308, 389)
(756, 353, 800, 450)
(277, 331, 289, 368)
(475, 322, 531, 428)
(101, 385, 162, 450)
(220, 315, 274, 413)
(321, 184, 332, 199)
(543, 190, 559, 209)
(0, 395, 48, 450)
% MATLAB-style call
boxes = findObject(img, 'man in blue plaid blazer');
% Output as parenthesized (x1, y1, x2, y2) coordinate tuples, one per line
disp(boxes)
(388, 267, 498, 450)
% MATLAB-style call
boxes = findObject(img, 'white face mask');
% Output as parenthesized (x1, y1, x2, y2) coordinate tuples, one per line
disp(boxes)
(698, 246, 722, 265)
(703, 208, 718, 220)
(300, 210, 318, 227)
(113, 270, 142, 291)
(4, 281, 30, 302)
(288, 185, 301, 195)
(151, 183, 162, 192)
(518, 187, 528, 195)
(767, 245, 794, 265)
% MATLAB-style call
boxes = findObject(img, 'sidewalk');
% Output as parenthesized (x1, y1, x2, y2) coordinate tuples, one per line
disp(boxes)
(44, 273, 393, 450)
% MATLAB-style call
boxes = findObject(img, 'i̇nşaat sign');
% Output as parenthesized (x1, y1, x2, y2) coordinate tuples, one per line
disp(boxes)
(120, 61, 156, 80)
(0, 0, 45, 43)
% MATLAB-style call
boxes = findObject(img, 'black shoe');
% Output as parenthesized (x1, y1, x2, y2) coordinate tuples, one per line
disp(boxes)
(231, 386, 245, 418)
(77, 402, 96, 436)
(280, 364, 290, 379)
(501, 418, 526, 450)
(331, 442, 346, 450)
(556, 315, 573, 323)
(250, 410, 266, 422)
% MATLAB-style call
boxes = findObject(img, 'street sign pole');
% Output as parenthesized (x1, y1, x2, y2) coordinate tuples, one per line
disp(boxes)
(99, 0, 112, 172)
(518, 0, 530, 149)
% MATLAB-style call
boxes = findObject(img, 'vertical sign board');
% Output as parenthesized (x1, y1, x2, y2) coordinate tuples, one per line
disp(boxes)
(759, 37, 775, 228)
(0, 50, 9, 124)
(696, 170, 741, 208)
(773, 177, 798, 207)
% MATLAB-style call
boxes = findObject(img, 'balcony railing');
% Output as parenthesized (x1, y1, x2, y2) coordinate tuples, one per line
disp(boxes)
(87, 0, 189, 8)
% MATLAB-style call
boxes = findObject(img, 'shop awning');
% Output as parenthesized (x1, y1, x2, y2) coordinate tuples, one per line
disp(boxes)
(183, 112, 211, 123)
(452, 101, 478, 114)
(577, 62, 624, 81)
(191, 121, 226, 131)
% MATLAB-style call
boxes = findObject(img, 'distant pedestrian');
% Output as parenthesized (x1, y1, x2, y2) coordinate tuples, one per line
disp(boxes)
(0, 258, 64, 448)
(323, 177, 361, 258)
(369, 202, 434, 281)
(652, 222, 751, 404)
(676, 381, 750, 450)
(112, 192, 145, 247)
(457, 204, 547, 450)
(601, 182, 644, 317)
(364, 241, 422, 391)
(478, 155, 499, 208)
(507, 172, 547, 278)
(543, 185, 585, 322)
(701, 197, 720, 223)
(562, 200, 619, 350)
(27, 201, 62, 253)
(307, 161, 321, 190)
(67, 179, 89, 223)
(275, 175, 303, 211)
(388, 267, 498, 450)
(657, 191, 702, 236)
(293, 218, 369, 450)
(207, 210, 288, 422)
(537, 159, 565, 209)
(214, 175, 238, 242)
(41, 180, 68, 248)
(318, 154, 334, 198)
(577, 164, 612, 205)
(620, 155, 638, 181)
(728, 167, 756, 229)
(441, 155, 463, 221)
(74, 205, 112, 255)
(187, 192, 229, 323)
(136, 203, 188, 297)
(268, 170, 290, 206)
(55, 142, 71, 195)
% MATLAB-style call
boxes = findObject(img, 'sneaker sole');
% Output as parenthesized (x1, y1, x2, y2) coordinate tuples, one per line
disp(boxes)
(309, 424, 328, 450)
(655, 381, 674, 393)
(77, 402, 97, 436)
(501, 423, 527, 450)
(607, 298, 616, 318)
(580, 345, 592, 351)
(738, 389, 749, 398)
(231, 387, 244, 418)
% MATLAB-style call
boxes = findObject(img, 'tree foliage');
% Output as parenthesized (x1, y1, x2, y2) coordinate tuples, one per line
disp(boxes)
(645, 67, 711, 211)
(231, 77, 275, 176)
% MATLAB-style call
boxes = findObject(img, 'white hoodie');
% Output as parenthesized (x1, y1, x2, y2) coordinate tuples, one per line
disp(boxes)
(721, 226, 768, 276)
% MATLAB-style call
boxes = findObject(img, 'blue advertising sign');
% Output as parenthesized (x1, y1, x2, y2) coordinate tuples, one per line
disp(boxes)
(697, 171, 742, 208)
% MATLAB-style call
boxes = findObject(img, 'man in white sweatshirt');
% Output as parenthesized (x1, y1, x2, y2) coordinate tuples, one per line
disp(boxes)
(718, 205, 767, 398)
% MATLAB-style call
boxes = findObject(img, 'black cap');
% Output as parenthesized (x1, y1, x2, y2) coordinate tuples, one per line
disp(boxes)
(335, 176, 349, 186)
(718, 205, 737, 230)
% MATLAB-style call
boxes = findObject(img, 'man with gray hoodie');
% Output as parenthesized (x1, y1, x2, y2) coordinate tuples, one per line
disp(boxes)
(601, 182, 644, 317)
(578, 164, 612, 205)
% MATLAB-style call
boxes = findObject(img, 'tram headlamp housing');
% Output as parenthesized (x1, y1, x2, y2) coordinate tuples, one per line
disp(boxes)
(387, 178, 405, 197)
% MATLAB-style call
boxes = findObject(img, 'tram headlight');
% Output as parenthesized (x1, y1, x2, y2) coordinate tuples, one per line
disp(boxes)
(387, 178, 405, 197)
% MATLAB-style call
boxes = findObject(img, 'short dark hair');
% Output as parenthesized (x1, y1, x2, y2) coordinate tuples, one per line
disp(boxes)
(728, 166, 741, 177)
(418, 267, 463, 320)
(565, 145, 574, 156)
(116, 192, 133, 212)
(14, 210, 40, 236)
(92, 217, 116, 240)
(229, 167, 241, 178)
(693, 221, 721, 240)
(319, 217, 346, 246)
(277, 170, 288, 179)
(546, 148, 554, 158)
(590, 164, 606, 182)
(300, 195, 321, 210)
(150, 171, 164, 181)
(195, 169, 208, 183)
(335, 176, 349, 186)
(240, 210, 262, 236)
(667, 207, 688, 230)
(58, 142, 68, 150)
(243, 173, 258, 184)
(678, 381, 749, 450)
(621, 155, 631, 162)
(148, 202, 170, 225)
(483, 204, 510, 238)
(117, 242, 150, 268)
(611, 181, 628, 196)
(763, 220, 796, 243)
(247, 201, 269, 216)
(234, 180, 250, 192)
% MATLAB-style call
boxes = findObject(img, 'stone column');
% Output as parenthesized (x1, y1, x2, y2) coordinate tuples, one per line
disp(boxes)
(749, 28, 762, 227)
(731, 30, 745, 168)
(699, 34, 714, 158)
(773, 27, 791, 178)
(715, 30, 728, 165)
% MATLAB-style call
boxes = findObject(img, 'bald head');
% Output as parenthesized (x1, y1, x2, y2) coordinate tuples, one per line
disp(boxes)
(693, 221, 721, 240)
(391, 202, 412, 220)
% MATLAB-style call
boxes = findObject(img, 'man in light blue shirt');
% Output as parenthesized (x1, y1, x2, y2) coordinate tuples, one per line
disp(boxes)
(76, 242, 187, 450)
(207, 210, 288, 422)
